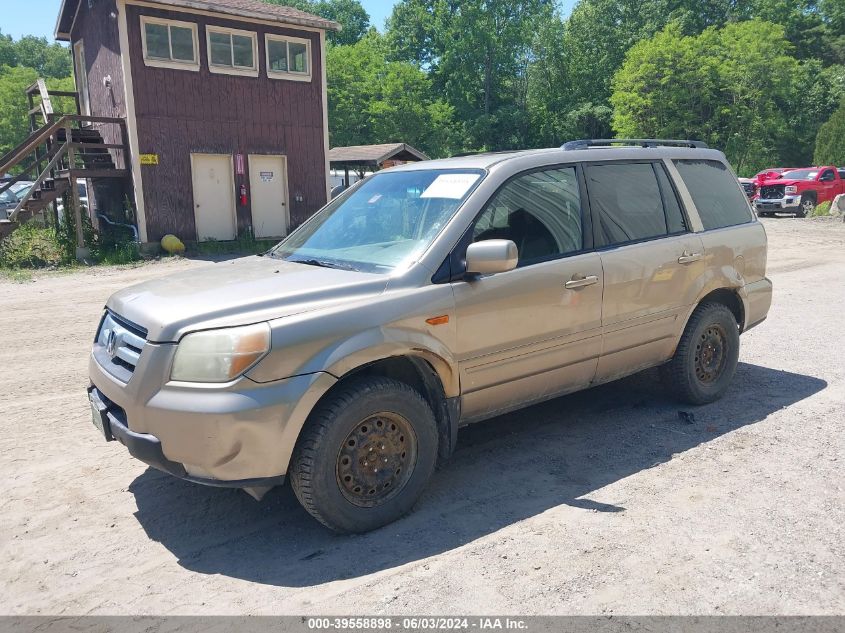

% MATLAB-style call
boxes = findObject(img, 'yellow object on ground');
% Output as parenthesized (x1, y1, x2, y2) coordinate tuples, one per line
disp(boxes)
(161, 234, 185, 255)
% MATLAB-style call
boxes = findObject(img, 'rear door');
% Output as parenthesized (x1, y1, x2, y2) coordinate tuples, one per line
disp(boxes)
(585, 161, 705, 382)
(451, 165, 603, 422)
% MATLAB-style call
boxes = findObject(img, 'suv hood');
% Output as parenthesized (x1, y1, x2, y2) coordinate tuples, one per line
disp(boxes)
(106, 256, 389, 342)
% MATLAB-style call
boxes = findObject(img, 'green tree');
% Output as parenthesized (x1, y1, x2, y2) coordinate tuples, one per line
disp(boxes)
(11, 36, 72, 79)
(611, 20, 803, 173)
(264, 0, 370, 45)
(0, 65, 39, 158)
(0, 30, 15, 67)
(814, 100, 845, 165)
(386, 0, 553, 150)
(326, 32, 457, 157)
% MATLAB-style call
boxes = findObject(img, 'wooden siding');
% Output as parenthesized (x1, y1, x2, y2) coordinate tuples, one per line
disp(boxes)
(70, 0, 133, 221)
(70, 0, 128, 168)
(126, 4, 327, 242)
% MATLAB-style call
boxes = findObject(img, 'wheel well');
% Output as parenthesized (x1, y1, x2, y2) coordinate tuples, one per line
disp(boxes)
(802, 190, 817, 201)
(699, 288, 744, 330)
(326, 356, 457, 463)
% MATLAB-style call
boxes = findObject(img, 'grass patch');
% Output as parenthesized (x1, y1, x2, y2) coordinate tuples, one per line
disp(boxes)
(0, 268, 34, 283)
(193, 232, 278, 256)
(0, 224, 65, 269)
(812, 200, 832, 217)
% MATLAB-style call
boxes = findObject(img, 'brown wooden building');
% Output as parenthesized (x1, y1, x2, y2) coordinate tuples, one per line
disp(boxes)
(55, 0, 339, 244)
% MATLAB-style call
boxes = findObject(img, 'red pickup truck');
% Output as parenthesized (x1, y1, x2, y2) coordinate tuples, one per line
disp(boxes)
(755, 166, 845, 217)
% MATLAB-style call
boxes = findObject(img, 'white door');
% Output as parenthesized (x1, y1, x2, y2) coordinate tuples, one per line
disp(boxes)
(191, 153, 236, 241)
(248, 154, 288, 238)
(73, 41, 90, 116)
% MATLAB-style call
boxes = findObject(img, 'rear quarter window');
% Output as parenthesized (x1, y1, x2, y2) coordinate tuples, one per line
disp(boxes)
(673, 159, 753, 230)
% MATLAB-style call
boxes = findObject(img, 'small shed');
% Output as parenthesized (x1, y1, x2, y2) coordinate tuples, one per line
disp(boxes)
(328, 143, 429, 188)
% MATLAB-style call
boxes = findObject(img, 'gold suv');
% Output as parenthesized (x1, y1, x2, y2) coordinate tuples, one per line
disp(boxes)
(88, 139, 772, 532)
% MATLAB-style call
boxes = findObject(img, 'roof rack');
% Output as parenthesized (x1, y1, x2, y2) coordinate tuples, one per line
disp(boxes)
(561, 138, 708, 150)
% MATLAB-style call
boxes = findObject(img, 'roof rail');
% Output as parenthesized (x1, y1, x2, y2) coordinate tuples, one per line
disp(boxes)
(561, 138, 708, 150)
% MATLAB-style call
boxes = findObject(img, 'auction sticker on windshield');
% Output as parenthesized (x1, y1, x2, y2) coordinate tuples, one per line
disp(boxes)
(421, 173, 480, 199)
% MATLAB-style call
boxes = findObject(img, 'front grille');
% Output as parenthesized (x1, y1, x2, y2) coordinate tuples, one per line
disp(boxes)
(760, 185, 785, 199)
(95, 311, 147, 381)
(741, 182, 755, 197)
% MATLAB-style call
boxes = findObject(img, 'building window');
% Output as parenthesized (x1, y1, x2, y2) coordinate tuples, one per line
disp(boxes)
(206, 27, 258, 77)
(141, 16, 199, 71)
(266, 35, 311, 81)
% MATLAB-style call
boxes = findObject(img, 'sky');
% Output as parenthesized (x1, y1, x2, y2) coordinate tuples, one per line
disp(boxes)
(1, 0, 577, 41)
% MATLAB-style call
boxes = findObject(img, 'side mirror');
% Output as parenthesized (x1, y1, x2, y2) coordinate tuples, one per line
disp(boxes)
(465, 239, 518, 276)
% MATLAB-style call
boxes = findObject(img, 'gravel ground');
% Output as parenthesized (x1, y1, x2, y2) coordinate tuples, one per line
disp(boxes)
(1, 217, 843, 616)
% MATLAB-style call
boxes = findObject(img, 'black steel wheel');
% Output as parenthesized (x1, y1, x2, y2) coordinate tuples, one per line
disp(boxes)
(336, 412, 417, 508)
(290, 376, 438, 533)
(661, 302, 740, 405)
(694, 324, 728, 385)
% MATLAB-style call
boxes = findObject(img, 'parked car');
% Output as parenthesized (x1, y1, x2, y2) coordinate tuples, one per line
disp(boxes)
(738, 177, 756, 199)
(56, 179, 89, 219)
(88, 139, 772, 533)
(0, 188, 17, 220)
(755, 166, 845, 217)
(10, 180, 34, 201)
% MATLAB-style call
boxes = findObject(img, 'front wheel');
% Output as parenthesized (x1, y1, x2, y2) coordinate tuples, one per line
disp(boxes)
(798, 195, 815, 218)
(660, 303, 740, 405)
(289, 376, 438, 533)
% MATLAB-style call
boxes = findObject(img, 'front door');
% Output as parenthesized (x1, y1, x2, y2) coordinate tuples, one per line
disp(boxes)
(584, 161, 706, 382)
(452, 165, 603, 423)
(73, 41, 90, 117)
(248, 154, 288, 238)
(191, 153, 236, 241)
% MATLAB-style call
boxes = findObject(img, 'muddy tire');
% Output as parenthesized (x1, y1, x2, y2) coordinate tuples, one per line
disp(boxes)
(798, 194, 815, 218)
(660, 303, 740, 405)
(289, 376, 438, 533)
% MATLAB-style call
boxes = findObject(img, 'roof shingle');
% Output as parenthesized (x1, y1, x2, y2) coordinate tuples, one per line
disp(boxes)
(56, 0, 340, 39)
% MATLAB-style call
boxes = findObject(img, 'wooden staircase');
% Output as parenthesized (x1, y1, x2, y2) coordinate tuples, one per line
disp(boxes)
(0, 80, 132, 250)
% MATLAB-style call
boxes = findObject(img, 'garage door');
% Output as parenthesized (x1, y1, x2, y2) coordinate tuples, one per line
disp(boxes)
(191, 153, 236, 241)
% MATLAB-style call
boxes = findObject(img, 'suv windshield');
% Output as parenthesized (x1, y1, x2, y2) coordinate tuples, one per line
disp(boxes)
(781, 169, 818, 180)
(271, 169, 483, 273)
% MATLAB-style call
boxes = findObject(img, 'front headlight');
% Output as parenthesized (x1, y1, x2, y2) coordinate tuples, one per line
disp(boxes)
(785, 185, 798, 194)
(171, 323, 271, 382)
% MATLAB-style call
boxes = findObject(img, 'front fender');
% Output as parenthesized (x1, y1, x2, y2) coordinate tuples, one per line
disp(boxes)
(246, 284, 459, 395)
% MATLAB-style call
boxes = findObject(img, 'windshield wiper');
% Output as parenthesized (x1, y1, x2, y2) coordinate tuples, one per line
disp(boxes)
(289, 258, 357, 271)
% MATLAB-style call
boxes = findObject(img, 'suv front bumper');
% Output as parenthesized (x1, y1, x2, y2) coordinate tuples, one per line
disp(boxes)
(88, 349, 336, 487)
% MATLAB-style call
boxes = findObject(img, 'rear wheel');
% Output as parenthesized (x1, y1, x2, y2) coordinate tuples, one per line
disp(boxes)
(289, 376, 438, 533)
(798, 195, 815, 218)
(661, 302, 740, 405)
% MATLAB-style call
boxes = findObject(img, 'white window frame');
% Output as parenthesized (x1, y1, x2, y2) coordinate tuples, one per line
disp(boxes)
(206, 25, 259, 77)
(265, 34, 312, 82)
(140, 16, 200, 71)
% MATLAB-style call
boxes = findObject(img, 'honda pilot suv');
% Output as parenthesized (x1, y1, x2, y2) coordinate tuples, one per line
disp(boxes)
(88, 139, 772, 533)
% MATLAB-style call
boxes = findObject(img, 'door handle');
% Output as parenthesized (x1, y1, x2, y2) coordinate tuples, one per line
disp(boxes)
(678, 252, 703, 264)
(565, 274, 599, 290)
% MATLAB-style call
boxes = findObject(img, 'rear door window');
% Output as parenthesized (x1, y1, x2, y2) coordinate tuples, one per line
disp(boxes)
(585, 162, 675, 246)
(673, 159, 753, 230)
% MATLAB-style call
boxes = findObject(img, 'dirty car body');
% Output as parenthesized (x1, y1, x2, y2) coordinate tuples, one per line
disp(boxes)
(88, 141, 772, 531)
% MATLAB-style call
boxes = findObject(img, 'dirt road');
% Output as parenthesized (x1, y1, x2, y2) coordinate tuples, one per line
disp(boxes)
(1, 218, 843, 615)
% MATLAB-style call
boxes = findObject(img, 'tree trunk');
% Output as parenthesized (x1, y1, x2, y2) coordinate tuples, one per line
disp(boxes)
(484, 43, 493, 147)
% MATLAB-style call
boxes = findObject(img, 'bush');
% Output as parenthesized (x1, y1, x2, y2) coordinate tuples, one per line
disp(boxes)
(814, 100, 845, 166)
(0, 223, 64, 268)
(813, 200, 832, 216)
